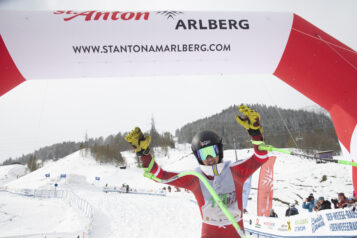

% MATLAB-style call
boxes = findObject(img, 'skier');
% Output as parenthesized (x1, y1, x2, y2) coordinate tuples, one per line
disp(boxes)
(125, 105, 270, 238)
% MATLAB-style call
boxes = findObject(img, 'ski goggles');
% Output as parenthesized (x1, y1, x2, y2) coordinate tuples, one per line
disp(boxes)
(197, 145, 219, 161)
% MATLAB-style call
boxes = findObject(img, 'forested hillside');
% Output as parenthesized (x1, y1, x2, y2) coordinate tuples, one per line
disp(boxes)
(2, 119, 175, 169)
(176, 104, 340, 153)
(3, 104, 340, 170)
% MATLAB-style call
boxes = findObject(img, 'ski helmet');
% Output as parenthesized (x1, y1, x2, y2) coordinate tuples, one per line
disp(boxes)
(191, 130, 223, 165)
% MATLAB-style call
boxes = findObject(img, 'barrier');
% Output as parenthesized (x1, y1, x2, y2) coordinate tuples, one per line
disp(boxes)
(0, 188, 94, 238)
(243, 208, 357, 237)
(1, 232, 87, 238)
(103, 187, 166, 197)
(64, 190, 94, 220)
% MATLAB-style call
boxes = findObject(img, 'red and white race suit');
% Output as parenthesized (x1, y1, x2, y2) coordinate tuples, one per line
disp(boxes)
(140, 136, 268, 238)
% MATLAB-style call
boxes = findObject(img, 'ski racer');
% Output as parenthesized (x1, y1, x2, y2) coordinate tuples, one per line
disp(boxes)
(125, 105, 270, 238)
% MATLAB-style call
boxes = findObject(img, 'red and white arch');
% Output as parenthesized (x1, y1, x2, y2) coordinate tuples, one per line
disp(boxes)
(1, 11, 356, 191)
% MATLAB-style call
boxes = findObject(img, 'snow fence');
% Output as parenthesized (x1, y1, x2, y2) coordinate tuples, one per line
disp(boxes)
(243, 208, 357, 237)
(0, 187, 94, 238)
(103, 186, 166, 197)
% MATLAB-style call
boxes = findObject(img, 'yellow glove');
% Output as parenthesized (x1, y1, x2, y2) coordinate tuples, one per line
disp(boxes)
(125, 127, 151, 156)
(235, 105, 263, 136)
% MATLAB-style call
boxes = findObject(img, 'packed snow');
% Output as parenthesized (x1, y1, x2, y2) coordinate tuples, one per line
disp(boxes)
(0, 191, 89, 237)
(0, 164, 27, 186)
(0, 144, 354, 237)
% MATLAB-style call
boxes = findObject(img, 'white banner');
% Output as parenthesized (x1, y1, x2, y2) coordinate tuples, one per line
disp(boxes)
(244, 208, 357, 237)
(0, 11, 292, 79)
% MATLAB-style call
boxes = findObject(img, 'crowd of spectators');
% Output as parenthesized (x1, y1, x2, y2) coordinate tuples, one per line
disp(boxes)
(268, 191, 357, 218)
(301, 191, 357, 213)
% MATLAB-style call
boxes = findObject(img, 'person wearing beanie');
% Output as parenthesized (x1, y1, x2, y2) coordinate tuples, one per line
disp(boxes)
(314, 196, 331, 211)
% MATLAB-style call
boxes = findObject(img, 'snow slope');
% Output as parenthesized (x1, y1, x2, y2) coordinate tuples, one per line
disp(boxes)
(0, 145, 354, 237)
(0, 164, 27, 186)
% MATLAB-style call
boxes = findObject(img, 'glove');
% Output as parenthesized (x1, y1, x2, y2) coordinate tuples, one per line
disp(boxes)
(125, 127, 151, 156)
(235, 105, 263, 137)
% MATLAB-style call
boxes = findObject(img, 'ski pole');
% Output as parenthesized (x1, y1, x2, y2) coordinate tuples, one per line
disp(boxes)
(251, 140, 357, 167)
(143, 170, 247, 238)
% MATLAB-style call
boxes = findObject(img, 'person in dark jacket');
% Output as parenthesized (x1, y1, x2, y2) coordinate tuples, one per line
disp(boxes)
(286, 204, 299, 217)
(314, 196, 331, 211)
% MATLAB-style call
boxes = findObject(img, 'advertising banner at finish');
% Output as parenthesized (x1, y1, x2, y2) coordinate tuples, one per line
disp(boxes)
(244, 208, 357, 237)
(0, 11, 292, 79)
(257, 156, 277, 217)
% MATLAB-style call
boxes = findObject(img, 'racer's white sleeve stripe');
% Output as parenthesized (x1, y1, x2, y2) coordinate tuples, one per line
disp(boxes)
(254, 153, 268, 159)
(154, 166, 161, 177)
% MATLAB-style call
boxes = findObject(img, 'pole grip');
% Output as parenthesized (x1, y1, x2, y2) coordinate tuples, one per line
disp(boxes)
(258, 144, 272, 151)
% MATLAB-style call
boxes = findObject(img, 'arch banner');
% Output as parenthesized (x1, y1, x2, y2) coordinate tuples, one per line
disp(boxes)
(0, 11, 356, 192)
(0, 11, 292, 83)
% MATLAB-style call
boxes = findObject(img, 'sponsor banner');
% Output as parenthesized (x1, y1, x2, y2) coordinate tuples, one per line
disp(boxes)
(244, 208, 357, 236)
(257, 156, 276, 216)
(0, 11, 292, 80)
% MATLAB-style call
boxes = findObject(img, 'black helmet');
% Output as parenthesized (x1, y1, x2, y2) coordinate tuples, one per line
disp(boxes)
(191, 130, 223, 165)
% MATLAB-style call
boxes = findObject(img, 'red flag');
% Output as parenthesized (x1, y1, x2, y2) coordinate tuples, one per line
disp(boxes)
(257, 156, 277, 216)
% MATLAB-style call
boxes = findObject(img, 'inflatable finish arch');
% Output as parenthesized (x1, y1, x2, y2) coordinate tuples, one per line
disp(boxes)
(1, 11, 356, 191)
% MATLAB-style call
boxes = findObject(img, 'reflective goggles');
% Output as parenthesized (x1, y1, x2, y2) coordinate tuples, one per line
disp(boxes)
(197, 145, 219, 161)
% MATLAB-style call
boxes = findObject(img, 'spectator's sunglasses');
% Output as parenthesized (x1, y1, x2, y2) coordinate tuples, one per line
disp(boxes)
(197, 145, 219, 161)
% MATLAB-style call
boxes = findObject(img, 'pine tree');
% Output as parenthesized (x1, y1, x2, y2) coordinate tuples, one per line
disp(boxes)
(27, 154, 38, 172)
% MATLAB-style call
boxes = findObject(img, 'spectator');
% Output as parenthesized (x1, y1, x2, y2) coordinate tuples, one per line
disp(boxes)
(286, 204, 299, 217)
(347, 198, 357, 205)
(347, 197, 357, 211)
(126, 184, 129, 193)
(331, 193, 349, 209)
(302, 193, 315, 212)
(269, 209, 278, 218)
(168, 186, 171, 192)
(314, 196, 331, 211)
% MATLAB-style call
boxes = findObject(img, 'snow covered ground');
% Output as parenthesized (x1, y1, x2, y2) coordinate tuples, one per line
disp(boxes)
(0, 191, 89, 237)
(0, 145, 354, 237)
(0, 164, 27, 186)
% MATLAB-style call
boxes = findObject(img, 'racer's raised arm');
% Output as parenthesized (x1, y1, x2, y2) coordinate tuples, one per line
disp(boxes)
(230, 105, 269, 180)
(125, 127, 199, 190)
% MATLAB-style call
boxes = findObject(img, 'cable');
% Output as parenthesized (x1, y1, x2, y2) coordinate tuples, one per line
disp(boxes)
(261, 81, 300, 149)
(291, 28, 357, 55)
(315, 33, 357, 71)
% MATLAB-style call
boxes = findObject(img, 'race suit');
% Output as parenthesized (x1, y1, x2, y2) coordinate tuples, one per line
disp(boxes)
(140, 135, 268, 238)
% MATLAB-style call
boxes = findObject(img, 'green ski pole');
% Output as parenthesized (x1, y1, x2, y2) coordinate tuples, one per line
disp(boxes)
(251, 140, 357, 167)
